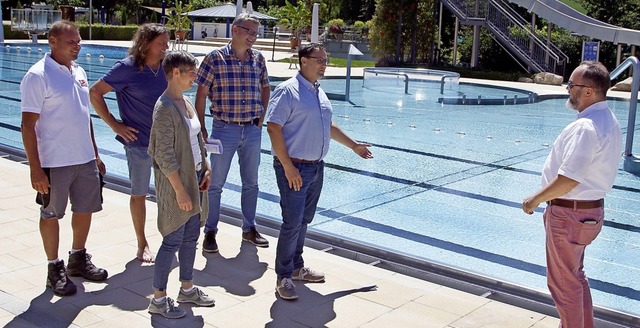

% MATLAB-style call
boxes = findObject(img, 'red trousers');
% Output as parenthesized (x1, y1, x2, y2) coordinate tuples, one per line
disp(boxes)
(544, 204, 604, 328)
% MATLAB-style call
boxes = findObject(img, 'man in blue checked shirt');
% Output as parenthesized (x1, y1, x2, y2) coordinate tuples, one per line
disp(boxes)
(195, 13, 271, 252)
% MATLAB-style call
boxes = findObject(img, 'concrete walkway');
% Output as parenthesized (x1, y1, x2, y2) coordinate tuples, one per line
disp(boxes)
(0, 156, 559, 327)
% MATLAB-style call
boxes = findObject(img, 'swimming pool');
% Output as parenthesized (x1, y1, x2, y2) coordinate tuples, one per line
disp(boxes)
(1, 43, 639, 320)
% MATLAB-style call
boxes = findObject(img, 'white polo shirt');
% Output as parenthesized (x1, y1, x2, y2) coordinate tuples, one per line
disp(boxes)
(20, 53, 96, 168)
(541, 101, 623, 200)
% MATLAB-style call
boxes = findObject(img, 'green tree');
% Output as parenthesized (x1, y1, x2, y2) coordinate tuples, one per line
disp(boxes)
(369, 0, 435, 65)
(361, 0, 376, 21)
(279, 0, 311, 40)
(579, 0, 640, 69)
(339, 0, 362, 22)
(49, 0, 86, 8)
(114, 0, 142, 24)
(165, 1, 193, 35)
(580, 0, 640, 30)
(190, 0, 219, 10)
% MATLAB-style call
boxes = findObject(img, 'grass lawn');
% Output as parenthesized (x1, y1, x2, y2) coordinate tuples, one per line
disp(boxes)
(559, 0, 587, 14)
(277, 57, 375, 68)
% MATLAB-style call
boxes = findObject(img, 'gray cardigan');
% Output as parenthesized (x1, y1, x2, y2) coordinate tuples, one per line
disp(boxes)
(148, 94, 209, 237)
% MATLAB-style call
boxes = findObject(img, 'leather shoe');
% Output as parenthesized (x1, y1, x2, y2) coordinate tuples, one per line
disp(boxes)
(203, 232, 218, 253)
(242, 227, 269, 247)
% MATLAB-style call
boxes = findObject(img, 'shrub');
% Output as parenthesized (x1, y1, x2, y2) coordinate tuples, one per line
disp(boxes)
(326, 18, 346, 28)
(278, 18, 290, 28)
(353, 21, 366, 29)
(2, 23, 29, 39)
(78, 24, 138, 41)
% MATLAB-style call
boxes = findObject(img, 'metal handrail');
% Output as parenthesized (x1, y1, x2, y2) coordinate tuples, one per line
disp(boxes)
(485, 0, 565, 74)
(171, 37, 189, 51)
(492, 0, 569, 65)
(363, 69, 410, 94)
(363, 68, 460, 95)
(441, 0, 568, 75)
(441, 0, 487, 20)
(609, 56, 639, 174)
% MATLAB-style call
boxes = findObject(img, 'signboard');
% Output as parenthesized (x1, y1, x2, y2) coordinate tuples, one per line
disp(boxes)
(582, 41, 600, 62)
(193, 23, 222, 40)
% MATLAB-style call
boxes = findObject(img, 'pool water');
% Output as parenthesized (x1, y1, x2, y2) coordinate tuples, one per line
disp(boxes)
(316, 76, 535, 104)
(2, 43, 640, 318)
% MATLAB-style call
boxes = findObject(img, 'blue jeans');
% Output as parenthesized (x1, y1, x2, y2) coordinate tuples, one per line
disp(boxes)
(124, 145, 152, 196)
(274, 159, 324, 279)
(205, 120, 262, 233)
(153, 213, 201, 291)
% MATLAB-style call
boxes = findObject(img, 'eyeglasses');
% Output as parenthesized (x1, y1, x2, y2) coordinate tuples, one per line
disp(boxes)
(567, 81, 591, 91)
(305, 56, 330, 65)
(236, 25, 259, 38)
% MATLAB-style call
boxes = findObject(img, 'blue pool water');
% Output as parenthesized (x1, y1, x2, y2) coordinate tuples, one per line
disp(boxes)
(2, 43, 640, 318)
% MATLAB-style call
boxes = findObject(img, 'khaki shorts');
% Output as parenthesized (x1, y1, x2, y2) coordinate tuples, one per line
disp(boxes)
(36, 161, 103, 219)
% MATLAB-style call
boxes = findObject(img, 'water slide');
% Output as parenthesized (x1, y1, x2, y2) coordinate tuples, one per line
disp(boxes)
(507, 0, 640, 45)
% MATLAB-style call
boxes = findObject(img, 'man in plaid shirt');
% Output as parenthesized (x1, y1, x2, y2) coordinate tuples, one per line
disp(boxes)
(195, 13, 271, 252)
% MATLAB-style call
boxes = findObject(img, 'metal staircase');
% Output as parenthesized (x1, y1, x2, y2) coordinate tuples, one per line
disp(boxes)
(441, 0, 486, 25)
(440, 0, 569, 76)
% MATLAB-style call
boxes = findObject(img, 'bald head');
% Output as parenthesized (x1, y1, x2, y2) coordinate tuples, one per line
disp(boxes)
(48, 20, 78, 40)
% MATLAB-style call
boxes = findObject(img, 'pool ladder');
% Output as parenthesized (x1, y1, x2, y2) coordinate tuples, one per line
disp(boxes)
(610, 56, 640, 175)
(171, 36, 189, 52)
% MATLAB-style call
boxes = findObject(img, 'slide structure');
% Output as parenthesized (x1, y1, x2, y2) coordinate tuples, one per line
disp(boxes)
(440, 0, 640, 75)
(507, 0, 640, 45)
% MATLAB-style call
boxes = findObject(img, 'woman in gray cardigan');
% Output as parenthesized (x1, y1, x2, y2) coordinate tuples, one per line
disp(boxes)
(147, 51, 214, 319)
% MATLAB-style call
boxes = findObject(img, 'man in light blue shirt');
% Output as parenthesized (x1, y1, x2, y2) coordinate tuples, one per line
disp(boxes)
(266, 43, 373, 300)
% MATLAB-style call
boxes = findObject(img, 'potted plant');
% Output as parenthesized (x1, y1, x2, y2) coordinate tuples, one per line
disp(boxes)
(165, 1, 192, 40)
(326, 18, 346, 42)
(353, 20, 367, 42)
(280, 0, 310, 49)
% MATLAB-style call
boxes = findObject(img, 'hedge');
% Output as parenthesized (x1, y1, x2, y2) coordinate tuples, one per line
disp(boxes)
(2, 24, 30, 39)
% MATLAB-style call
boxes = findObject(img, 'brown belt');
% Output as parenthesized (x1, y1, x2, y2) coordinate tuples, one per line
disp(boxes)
(546, 198, 604, 209)
(219, 118, 256, 126)
(274, 156, 319, 164)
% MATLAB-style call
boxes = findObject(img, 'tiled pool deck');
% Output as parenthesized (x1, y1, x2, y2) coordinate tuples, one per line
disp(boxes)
(0, 156, 559, 328)
(0, 39, 637, 327)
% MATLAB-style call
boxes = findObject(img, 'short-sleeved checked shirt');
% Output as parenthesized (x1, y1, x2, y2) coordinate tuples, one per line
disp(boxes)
(196, 43, 270, 122)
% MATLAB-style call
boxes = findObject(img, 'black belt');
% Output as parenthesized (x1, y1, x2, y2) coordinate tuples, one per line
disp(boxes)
(274, 156, 319, 164)
(219, 118, 259, 126)
(546, 198, 604, 209)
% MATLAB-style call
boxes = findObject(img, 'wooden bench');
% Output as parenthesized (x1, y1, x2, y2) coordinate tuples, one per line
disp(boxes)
(288, 54, 299, 69)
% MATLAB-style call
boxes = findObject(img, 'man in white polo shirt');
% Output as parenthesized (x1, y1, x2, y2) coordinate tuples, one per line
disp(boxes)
(21, 20, 108, 296)
(522, 61, 622, 328)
